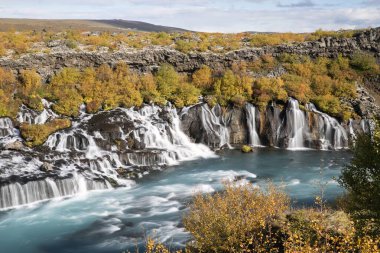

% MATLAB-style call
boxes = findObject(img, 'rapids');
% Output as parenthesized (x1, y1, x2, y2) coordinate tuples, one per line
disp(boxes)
(0, 149, 351, 253)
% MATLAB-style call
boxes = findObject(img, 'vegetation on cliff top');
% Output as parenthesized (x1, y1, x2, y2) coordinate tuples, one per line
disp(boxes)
(0, 28, 363, 56)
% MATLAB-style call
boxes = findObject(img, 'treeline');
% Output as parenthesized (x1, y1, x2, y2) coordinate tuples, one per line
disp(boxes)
(0, 28, 361, 56)
(1, 52, 379, 120)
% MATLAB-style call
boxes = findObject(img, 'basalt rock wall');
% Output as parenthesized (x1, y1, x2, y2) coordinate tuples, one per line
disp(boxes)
(0, 28, 379, 81)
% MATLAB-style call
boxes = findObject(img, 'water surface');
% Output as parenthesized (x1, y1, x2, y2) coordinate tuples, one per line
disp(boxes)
(0, 149, 351, 253)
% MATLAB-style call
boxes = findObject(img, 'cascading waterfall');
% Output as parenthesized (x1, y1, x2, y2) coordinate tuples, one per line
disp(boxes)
(124, 105, 216, 165)
(0, 117, 21, 147)
(45, 130, 91, 152)
(245, 103, 261, 146)
(306, 103, 348, 149)
(286, 98, 308, 149)
(17, 99, 58, 125)
(0, 118, 15, 137)
(360, 119, 375, 134)
(0, 99, 360, 210)
(1, 104, 217, 209)
(0, 174, 111, 210)
(199, 104, 231, 148)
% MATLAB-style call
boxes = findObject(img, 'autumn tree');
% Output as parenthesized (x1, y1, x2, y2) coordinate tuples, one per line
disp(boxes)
(48, 68, 82, 117)
(155, 64, 180, 100)
(253, 77, 287, 108)
(19, 69, 43, 111)
(192, 65, 213, 91)
(78, 67, 103, 113)
(139, 73, 164, 105)
(0, 67, 18, 117)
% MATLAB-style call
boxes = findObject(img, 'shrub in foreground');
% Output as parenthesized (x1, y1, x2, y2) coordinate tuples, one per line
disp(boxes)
(183, 183, 380, 253)
(183, 183, 290, 252)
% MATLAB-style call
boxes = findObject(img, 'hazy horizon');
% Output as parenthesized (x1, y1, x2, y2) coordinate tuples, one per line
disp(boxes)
(0, 1, 379, 33)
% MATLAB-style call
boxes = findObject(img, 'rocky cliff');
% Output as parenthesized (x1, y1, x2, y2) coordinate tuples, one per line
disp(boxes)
(0, 28, 379, 81)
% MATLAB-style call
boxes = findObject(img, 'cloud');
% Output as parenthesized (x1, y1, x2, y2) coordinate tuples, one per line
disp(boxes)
(277, 0, 315, 8)
(361, 0, 380, 6)
(0, 1, 379, 32)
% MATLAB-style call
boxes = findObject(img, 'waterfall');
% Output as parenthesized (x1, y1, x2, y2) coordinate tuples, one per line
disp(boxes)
(349, 119, 356, 139)
(124, 105, 216, 165)
(306, 103, 348, 150)
(0, 118, 15, 137)
(45, 131, 90, 152)
(17, 99, 58, 125)
(0, 174, 112, 210)
(199, 104, 231, 148)
(0, 117, 21, 147)
(1, 100, 356, 210)
(245, 103, 261, 146)
(286, 98, 308, 149)
(360, 119, 375, 134)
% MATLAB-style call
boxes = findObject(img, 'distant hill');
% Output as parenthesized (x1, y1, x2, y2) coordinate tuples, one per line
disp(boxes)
(93, 19, 188, 32)
(0, 18, 188, 33)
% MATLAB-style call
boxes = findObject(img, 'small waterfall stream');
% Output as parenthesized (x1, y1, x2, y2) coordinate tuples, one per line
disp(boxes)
(125, 105, 216, 165)
(286, 98, 308, 149)
(0, 174, 112, 210)
(245, 103, 261, 146)
(17, 99, 58, 125)
(0, 118, 16, 138)
(306, 103, 348, 149)
(199, 104, 231, 148)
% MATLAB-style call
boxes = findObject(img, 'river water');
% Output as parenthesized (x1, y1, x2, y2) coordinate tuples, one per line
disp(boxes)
(0, 149, 351, 253)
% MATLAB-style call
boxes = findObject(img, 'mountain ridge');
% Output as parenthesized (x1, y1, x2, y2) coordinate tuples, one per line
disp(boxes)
(0, 18, 188, 32)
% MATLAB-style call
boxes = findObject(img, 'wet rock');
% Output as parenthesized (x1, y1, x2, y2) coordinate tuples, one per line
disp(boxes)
(227, 107, 248, 144)
(40, 162, 54, 172)
(4, 141, 24, 151)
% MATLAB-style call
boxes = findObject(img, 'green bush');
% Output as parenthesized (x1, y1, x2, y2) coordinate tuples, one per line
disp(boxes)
(338, 121, 380, 235)
(350, 52, 379, 72)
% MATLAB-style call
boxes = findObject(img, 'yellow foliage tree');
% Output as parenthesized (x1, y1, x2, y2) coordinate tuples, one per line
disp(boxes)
(48, 68, 82, 116)
(19, 69, 44, 111)
(184, 182, 290, 253)
(192, 65, 213, 91)
(156, 64, 181, 100)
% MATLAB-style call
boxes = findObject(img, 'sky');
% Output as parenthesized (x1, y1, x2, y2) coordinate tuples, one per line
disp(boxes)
(0, 0, 380, 32)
